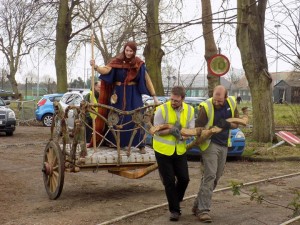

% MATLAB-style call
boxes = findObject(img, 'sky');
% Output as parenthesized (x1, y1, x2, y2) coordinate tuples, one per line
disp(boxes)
(177, 0, 295, 76)
(12, 0, 295, 84)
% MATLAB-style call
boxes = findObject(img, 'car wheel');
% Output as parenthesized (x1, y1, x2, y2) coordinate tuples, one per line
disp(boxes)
(6, 131, 13, 136)
(42, 114, 53, 127)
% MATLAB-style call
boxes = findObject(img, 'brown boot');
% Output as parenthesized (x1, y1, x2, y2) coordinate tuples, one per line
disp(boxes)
(169, 212, 180, 221)
(198, 212, 212, 223)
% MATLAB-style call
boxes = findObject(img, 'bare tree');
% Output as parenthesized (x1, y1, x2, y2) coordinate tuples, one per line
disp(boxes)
(226, 67, 244, 84)
(201, 0, 219, 97)
(0, 0, 50, 97)
(80, 0, 196, 95)
(237, 0, 274, 142)
(265, 1, 300, 71)
(143, 0, 165, 95)
(162, 62, 177, 95)
(79, 0, 145, 65)
(76, 0, 166, 94)
(1, 68, 9, 90)
(54, 0, 113, 93)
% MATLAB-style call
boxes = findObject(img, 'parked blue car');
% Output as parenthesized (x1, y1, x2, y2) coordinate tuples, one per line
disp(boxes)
(35, 93, 64, 127)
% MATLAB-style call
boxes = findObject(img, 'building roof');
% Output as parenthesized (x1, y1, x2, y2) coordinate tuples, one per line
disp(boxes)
(273, 71, 300, 87)
(284, 80, 300, 87)
(274, 79, 300, 87)
(271, 71, 300, 85)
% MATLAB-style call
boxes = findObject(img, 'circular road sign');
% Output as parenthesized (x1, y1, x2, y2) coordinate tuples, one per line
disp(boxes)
(208, 54, 230, 76)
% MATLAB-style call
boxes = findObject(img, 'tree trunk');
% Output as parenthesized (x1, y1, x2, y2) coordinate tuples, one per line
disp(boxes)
(236, 0, 274, 142)
(143, 0, 164, 95)
(55, 0, 72, 93)
(201, 0, 219, 97)
(7, 68, 19, 98)
(55, 39, 68, 92)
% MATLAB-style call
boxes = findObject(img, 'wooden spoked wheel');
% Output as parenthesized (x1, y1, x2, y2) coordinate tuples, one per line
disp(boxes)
(42, 141, 65, 200)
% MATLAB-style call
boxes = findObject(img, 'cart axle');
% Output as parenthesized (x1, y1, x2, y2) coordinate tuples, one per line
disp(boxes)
(42, 162, 53, 176)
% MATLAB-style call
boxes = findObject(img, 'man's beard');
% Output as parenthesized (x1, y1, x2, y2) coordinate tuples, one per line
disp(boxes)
(172, 104, 180, 109)
(214, 104, 223, 109)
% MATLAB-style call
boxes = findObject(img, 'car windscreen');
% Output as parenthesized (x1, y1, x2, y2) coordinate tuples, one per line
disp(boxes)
(0, 98, 5, 106)
(61, 93, 82, 106)
(49, 96, 62, 102)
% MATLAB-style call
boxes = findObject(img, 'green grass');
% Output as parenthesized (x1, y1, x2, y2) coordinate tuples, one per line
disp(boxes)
(273, 104, 300, 126)
(9, 100, 37, 121)
(237, 102, 300, 127)
(237, 102, 300, 158)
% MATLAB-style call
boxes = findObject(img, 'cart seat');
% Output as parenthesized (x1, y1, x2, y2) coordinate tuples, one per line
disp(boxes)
(63, 144, 156, 165)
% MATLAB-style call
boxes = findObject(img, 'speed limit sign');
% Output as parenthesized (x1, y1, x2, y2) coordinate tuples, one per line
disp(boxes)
(208, 54, 230, 76)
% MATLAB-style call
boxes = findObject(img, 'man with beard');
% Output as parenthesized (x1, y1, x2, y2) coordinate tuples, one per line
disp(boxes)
(192, 85, 239, 223)
(153, 86, 195, 222)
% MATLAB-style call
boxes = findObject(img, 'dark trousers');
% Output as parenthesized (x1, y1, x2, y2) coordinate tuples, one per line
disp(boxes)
(155, 151, 190, 213)
(85, 117, 93, 143)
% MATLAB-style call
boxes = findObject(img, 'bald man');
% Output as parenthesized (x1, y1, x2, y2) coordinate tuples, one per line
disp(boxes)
(192, 85, 239, 222)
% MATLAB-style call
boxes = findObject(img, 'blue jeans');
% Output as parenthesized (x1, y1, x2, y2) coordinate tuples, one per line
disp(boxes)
(155, 151, 190, 214)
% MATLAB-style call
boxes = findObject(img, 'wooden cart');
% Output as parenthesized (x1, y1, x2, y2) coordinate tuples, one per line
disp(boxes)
(41, 101, 249, 200)
(42, 101, 158, 200)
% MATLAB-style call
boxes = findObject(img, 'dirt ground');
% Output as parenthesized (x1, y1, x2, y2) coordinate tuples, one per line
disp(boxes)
(0, 126, 300, 225)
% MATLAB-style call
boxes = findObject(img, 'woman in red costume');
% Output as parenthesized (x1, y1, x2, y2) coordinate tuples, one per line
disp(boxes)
(90, 41, 158, 153)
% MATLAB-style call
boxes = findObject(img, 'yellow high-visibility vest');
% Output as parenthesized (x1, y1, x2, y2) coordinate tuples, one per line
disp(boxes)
(153, 101, 194, 156)
(198, 96, 236, 151)
(89, 90, 98, 119)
